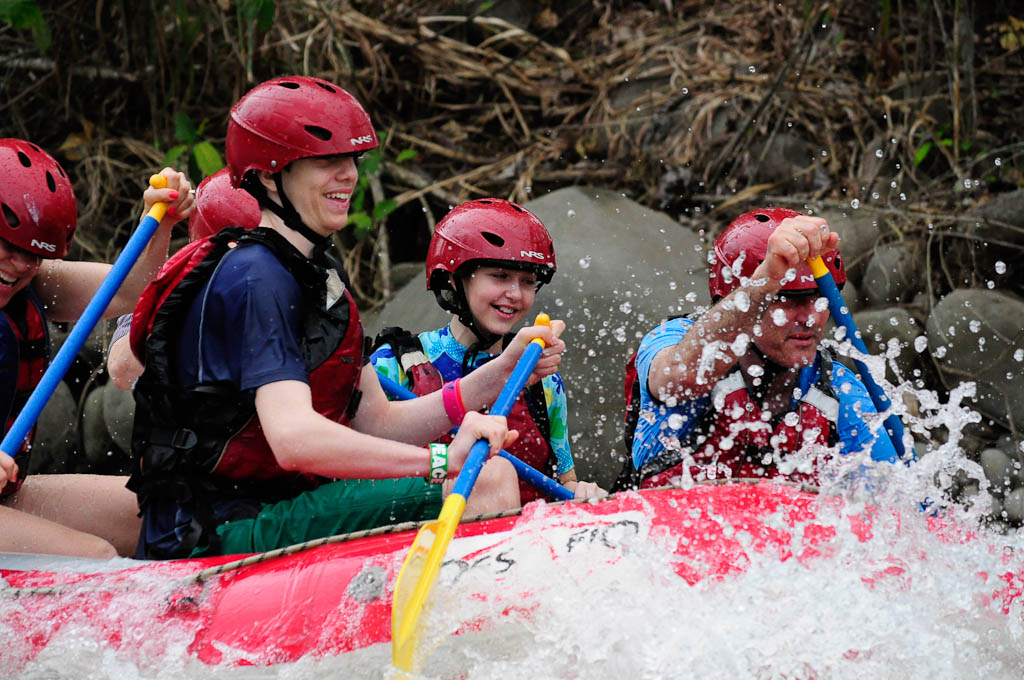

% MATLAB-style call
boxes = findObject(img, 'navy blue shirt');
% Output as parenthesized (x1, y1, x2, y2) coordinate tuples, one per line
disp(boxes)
(141, 243, 313, 558)
(175, 244, 309, 390)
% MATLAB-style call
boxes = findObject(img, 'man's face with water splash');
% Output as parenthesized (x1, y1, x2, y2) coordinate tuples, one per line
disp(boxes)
(753, 292, 830, 368)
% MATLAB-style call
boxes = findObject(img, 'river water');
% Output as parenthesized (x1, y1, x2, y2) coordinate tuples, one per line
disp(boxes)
(6, 361, 1024, 679)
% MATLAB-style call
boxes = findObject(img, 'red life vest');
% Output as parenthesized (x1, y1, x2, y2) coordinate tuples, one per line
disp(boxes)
(374, 327, 557, 503)
(0, 289, 49, 498)
(128, 227, 364, 514)
(639, 362, 839, 489)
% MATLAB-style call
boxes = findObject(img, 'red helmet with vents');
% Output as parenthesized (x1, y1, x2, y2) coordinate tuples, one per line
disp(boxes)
(425, 198, 556, 294)
(188, 168, 261, 241)
(226, 75, 378, 186)
(708, 207, 845, 300)
(0, 139, 77, 258)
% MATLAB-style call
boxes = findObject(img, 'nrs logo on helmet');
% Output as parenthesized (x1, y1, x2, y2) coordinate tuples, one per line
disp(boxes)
(30, 239, 56, 253)
(520, 250, 547, 260)
(349, 135, 374, 146)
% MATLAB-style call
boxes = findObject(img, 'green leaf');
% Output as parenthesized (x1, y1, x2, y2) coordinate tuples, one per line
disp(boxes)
(372, 199, 398, 221)
(0, 0, 51, 53)
(163, 144, 188, 168)
(192, 141, 224, 177)
(174, 112, 198, 144)
(257, 0, 275, 32)
(914, 141, 932, 166)
(348, 212, 373, 239)
(351, 187, 366, 212)
(358, 148, 382, 176)
(395, 148, 418, 164)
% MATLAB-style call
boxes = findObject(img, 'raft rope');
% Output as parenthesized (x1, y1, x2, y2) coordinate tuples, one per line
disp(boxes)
(0, 478, 819, 598)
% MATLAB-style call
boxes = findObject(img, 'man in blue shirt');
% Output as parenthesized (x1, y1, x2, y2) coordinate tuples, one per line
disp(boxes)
(626, 208, 899, 489)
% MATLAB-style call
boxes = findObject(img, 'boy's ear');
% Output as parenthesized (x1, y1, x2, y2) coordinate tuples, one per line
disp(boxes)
(257, 170, 277, 196)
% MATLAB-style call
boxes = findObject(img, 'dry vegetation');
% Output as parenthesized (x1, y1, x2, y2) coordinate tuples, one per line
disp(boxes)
(2, 0, 1022, 307)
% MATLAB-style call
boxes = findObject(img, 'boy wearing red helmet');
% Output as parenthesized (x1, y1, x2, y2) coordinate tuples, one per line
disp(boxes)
(128, 78, 564, 560)
(626, 209, 899, 489)
(0, 138, 193, 558)
(371, 199, 603, 502)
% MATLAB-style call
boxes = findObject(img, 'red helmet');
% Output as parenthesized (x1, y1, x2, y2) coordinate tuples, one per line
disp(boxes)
(188, 168, 261, 241)
(0, 139, 77, 258)
(426, 198, 556, 294)
(708, 207, 846, 300)
(226, 75, 379, 186)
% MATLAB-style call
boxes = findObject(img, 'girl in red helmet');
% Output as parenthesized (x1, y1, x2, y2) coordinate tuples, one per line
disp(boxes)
(623, 208, 899, 489)
(127, 77, 565, 560)
(0, 138, 194, 558)
(370, 199, 604, 502)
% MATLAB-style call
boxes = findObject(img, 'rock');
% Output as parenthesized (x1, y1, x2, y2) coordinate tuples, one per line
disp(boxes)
(813, 210, 883, 286)
(81, 386, 116, 472)
(102, 380, 135, 459)
(367, 186, 708, 488)
(926, 288, 1024, 430)
(27, 379, 77, 474)
(1000, 486, 1024, 526)
(749, 134, 820, 191)
(862, 241, 922, 306)
(980, 448, 1017, 497)
(850, 307, 931, 385)
(967, 188, 1024, 244)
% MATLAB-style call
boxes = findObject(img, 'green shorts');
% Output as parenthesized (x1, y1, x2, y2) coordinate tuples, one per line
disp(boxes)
(196, 477, 443, 557)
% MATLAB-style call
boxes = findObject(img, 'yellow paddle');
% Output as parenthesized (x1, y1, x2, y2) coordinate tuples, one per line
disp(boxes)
(391, 313, 551, 672)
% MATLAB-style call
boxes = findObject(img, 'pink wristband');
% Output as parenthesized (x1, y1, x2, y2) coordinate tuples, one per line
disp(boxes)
(442, 379, 466, 425)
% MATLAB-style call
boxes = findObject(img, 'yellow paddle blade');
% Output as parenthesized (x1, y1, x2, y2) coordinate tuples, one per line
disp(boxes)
(391, 493, 466, 672)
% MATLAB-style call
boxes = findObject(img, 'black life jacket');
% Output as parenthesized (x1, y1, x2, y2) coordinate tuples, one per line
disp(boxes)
(128, 227, 364, 553)
(0, 288, 49, 498)
(373, 326, 557, 503)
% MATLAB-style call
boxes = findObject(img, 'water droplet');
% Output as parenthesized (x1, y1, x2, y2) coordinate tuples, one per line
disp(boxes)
(994, 158, 1002, 166)
(748, 65, 756, 73)
(619, 302, 632, 314)
(874, 149, 884, 158)
(934, 346, 947, 358)
(969, 320, 981, 333)
(771, 309, 788, 326)
(914, 336, 928, 352)
(578, 256, 591, 269)
(850, 198, 860, 209)
(667, 413, 684, 429)
(995, 261, 1007, 274)
(567, 209, 576, 218)
(684, 292, 697, 302)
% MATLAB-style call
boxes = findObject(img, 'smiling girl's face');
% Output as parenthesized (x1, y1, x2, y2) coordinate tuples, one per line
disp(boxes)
(461, 266, 538, 338)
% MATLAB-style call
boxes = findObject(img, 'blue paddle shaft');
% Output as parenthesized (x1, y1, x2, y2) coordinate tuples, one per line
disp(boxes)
(376, 369, 573, 501)
(813, 267, 906, 457)
(0, 213, 163, 457)
(451, 341, 545, 499)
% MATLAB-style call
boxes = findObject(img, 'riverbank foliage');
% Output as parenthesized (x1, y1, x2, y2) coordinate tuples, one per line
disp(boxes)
(1, 0, 1022, 307)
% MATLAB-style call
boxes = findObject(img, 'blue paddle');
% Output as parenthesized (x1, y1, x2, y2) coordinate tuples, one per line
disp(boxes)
(392, 313, 552, 671)
(0, 175, 170, 462)
(808, 256, 906, 458)
(375, 372, 574, 502)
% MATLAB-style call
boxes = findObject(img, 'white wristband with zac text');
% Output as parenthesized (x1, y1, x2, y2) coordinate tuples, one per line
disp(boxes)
(428, 443, 448, 483)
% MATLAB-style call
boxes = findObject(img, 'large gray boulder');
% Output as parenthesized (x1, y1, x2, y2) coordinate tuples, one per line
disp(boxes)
(368, 186, 709, 488)
(925, 288, 1024, 431)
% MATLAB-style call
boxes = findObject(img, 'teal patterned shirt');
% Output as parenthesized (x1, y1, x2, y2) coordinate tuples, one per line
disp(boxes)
(369, 324, 575, 475)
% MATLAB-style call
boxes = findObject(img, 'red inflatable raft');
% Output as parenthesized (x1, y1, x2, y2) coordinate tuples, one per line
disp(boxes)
(1, 482, 1022, 673)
